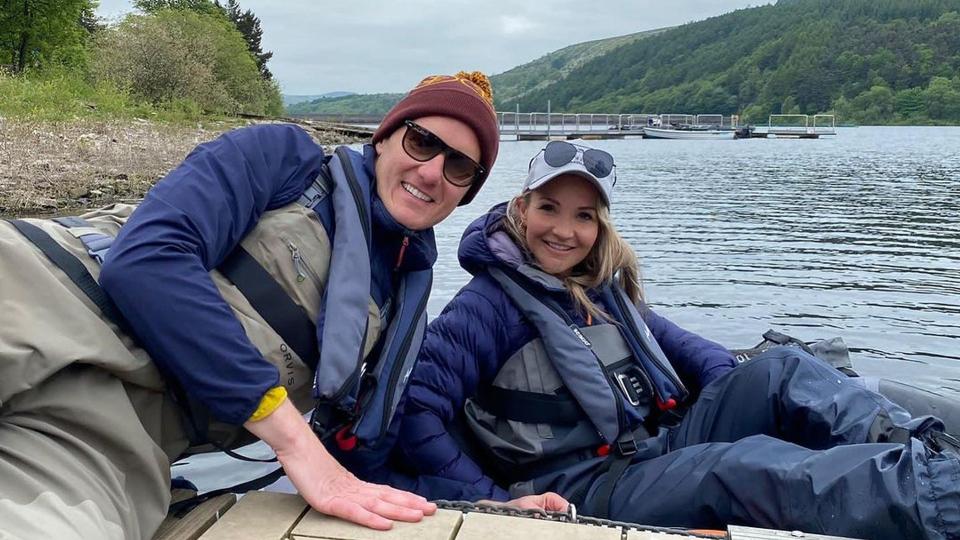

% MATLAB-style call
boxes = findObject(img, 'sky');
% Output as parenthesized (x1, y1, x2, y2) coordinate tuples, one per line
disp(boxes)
(95, 1, 773, 96)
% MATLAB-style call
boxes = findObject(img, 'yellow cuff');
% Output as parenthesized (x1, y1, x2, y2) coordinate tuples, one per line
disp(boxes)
(248, 386, 288, 422)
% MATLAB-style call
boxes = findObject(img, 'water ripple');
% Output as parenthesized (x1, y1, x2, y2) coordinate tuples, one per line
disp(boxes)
(429, 127, 960, 390)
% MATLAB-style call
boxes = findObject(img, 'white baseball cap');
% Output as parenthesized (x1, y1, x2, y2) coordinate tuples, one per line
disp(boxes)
(522, 141, 616, 206)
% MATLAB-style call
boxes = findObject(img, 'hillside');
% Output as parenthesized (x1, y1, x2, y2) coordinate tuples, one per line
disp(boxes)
(491, 28, 669, 108)
(283, 92, 355, 106)
(288, 0, 960, 125)
(286, 28, 667, 116)
(286, 92, 402, 116)
(517, 0, 960, 123)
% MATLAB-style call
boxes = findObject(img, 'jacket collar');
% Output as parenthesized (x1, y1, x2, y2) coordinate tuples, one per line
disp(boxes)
(363, 144, 437, 272)
(459, 202, 566, 293)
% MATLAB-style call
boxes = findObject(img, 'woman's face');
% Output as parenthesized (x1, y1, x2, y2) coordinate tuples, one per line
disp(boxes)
(516, 174, 600, 277)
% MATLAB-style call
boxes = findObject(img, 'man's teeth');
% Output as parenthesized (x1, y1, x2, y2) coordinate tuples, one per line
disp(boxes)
(403, 182, 433, 202)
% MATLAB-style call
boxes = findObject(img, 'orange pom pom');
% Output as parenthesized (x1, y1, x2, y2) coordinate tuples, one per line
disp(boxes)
(454, 70, 494, 104)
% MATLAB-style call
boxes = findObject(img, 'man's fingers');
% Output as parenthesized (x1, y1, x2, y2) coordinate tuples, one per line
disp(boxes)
(542, 492, 569, 512)
(503, 493, 570, 512)
(366, 498, 426, 522)
(324, 497, 394, 531)
(380, 486, 437, 514)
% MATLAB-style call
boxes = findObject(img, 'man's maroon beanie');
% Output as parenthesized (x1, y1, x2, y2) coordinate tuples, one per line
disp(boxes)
(372, 71, 499, 206)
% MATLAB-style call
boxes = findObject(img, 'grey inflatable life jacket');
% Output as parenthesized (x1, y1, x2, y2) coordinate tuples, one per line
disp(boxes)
(463, 265, 687, 480)
(308, 147, 432, 450)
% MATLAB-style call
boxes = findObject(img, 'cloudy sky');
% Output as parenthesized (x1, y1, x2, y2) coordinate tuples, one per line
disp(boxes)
(95, 1, 772, 95)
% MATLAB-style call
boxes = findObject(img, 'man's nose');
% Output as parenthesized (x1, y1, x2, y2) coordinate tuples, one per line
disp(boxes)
(417, 154, 445, 185)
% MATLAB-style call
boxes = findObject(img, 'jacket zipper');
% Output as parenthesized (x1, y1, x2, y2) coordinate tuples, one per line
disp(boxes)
(395, 236, 410, 270)
(375, 279, 431, 441)
(286, 240, 321, 284)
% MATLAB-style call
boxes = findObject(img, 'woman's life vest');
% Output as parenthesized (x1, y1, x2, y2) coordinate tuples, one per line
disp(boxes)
(463, 264, 688, 481)
(5, 146, 430, 454)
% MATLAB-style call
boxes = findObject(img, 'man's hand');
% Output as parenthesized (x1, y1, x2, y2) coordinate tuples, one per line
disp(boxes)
(244, 398, 436, 529)
(481, 492, 570, 513)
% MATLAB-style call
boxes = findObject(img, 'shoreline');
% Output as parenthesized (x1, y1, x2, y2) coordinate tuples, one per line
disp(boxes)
(0, 117, 365, 218)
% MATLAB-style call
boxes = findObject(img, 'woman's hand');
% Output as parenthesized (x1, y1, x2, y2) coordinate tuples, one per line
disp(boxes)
(244, 398, 436, 529)
(480, 492, 570, 513)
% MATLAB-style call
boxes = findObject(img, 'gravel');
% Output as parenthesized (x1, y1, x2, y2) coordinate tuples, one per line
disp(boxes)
(0, 117, 363, 217)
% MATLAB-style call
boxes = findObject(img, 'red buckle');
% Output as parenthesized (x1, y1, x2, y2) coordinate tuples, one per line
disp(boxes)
(595, 444, 611, 457)
(656, 397, 677, 411)
(335, 426, 358, 451)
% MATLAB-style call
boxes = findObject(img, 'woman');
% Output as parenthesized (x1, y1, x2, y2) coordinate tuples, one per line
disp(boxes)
(397, 141, 960, 539)
(0, 71, 499, 538)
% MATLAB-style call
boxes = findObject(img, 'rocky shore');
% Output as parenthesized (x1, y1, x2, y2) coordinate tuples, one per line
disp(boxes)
(0, 117, 364, 217)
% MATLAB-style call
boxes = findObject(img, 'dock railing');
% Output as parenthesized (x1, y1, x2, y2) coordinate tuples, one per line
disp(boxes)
(497, 112, 656, 139)
(695, 114, 739, 128)
(495, 111, 834, 140)
(758, 114, 836, 137)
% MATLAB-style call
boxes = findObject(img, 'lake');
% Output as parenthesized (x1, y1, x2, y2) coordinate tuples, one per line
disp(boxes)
(430, 127, 960, 395)
(174, 126, 960, 491)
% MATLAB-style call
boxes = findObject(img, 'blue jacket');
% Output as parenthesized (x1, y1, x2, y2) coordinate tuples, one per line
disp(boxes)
(100, 124, 436, 425)
(397, 204, 736, 501)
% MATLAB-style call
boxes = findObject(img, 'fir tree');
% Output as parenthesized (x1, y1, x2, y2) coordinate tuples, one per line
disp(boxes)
(221, 0, 272, 80)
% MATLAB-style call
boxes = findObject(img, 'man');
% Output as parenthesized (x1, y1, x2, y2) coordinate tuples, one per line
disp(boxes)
(0, 71, 499, 538)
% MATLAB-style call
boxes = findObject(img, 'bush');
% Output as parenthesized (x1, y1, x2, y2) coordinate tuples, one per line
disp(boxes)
(89, 9, 281, 116)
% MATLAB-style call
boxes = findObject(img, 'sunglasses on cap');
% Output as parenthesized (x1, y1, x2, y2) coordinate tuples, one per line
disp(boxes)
(401, 120, 485, 187)
(538, 140, 616, 184)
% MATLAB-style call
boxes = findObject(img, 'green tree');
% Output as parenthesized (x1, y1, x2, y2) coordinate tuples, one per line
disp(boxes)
(133, 0, 221, 15)
(90, 9, 281, 115)
(0, 0, 97, 72)
(924, 76, 960, 120)
(222, 0, 272, 80)
(780, 95, 800, 114)
(894, 87, 926, 119)
(850, 85, 894, 123)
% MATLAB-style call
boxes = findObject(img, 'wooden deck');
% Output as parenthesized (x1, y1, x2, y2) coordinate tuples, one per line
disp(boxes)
(155, 492, 860, 540)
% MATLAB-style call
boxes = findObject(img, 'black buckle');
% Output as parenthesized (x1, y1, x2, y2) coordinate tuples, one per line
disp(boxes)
(616, 437, 638, 456)
(309, 403, 334, 439)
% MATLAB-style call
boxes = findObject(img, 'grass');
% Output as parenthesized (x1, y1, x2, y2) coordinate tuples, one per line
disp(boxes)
(0, 68, 237, 124)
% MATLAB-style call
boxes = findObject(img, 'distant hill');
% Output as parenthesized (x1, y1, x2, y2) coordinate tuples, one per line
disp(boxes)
(283, 91, 356, 107)
(492, 28, 670, 109)
(286, 92, 401, 116)
(287, 0, 960, 125)
(516, 0, 960, 124)
(284, 29, 668, 117)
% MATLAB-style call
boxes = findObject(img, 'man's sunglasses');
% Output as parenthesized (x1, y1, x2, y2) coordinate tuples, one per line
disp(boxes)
(541, 140, 616, 184)
(402, 120, 485, 187)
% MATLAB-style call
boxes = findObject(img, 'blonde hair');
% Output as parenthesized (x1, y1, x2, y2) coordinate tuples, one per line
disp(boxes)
(503, 192, 643, 321)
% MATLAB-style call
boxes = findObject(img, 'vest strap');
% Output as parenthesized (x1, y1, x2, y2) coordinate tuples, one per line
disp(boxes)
(586, 427, 648, 519)
(7, 219, 130, 331)
(52, 216, 113, 264)
(297, 164, 333, 209)
(475, 386, 584, 425)
(219, 245, 318, 370)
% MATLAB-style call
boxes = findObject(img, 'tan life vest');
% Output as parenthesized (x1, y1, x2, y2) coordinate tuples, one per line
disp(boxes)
(0, 201, 382, 451)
